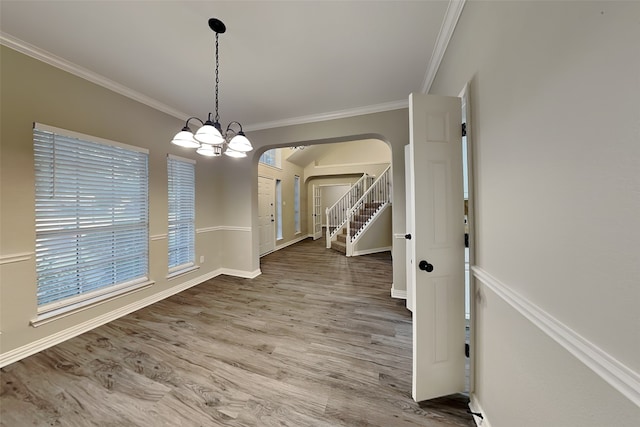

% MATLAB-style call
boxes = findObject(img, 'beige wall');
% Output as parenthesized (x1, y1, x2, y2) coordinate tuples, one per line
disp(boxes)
(0, 44, 407, 362)
(431, 1, 640, 425)
(303, 139, 390, 180)
(313, 138, 390, 166)
(0, 46, 232, 356)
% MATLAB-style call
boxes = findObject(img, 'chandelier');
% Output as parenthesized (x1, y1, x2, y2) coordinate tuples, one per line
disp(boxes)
(171, 18, 253, 158)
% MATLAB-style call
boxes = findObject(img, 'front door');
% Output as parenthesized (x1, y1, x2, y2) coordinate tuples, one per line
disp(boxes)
(258, 176, 275, 256)
(409, 93, 465, 401)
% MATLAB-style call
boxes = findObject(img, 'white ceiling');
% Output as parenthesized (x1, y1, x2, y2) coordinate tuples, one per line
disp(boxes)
(0, 1, 456, 131)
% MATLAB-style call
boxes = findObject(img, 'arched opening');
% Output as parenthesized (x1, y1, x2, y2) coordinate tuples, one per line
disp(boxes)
(253, 137, 392, 260)
(254, 137, 392, 256)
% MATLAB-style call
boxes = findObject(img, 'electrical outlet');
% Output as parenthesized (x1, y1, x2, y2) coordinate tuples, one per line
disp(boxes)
(200, 256, 205, 263)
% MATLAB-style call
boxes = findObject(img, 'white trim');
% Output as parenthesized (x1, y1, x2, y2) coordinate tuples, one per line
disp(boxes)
(196, 226, 252, 234)
(1, 264, 265, 367)
(471, 266, 640, 408)
(259, 249, 274, 258)
(219, 268, 261, 279)
(391, 287, 407, 300)
(219, 226, 252, 233)
(311, 161, 388, 170)
(245, 100, 408, 132)
(196, 226, 220, 234)
(34, 122, 148, 154)
(2, 34, 409, 133)
(150, 234, 167, 241)
(31, 280, 154, 327)
(166, 265, 200, 280)
(420, 0, 467, 94)
(469, 394, 491, 427)
(2, 33, 189, 121)
(351, 246, 392, 257)
(275, 234, 311, 251)
(0, 252, 34, 265)
(0, 268, 223, 368)
(167, 153, 196, 164)
(393, 233, 407, 239)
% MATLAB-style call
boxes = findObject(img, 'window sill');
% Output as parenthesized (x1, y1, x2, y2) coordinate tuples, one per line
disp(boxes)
(166, 265, 200, 280)
(31, 280, 154, 327)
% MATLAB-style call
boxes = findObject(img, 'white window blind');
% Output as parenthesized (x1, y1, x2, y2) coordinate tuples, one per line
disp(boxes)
(167, 155, 195, 273)
(34, 124, 149, 313)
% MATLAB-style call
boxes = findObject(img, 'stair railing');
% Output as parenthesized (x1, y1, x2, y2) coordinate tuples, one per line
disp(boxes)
(345, 165, 391, 254)
(325, 173, 369, 248)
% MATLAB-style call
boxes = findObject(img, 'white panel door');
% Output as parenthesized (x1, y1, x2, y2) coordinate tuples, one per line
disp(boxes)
(258, 176, 275, 256)
(405, 144, 415, 313)
(409, 93, 465, 402)
(312, 184, 322, 240)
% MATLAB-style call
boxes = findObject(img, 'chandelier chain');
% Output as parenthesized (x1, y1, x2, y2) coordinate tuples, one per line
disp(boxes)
(214, 32, 220, 123)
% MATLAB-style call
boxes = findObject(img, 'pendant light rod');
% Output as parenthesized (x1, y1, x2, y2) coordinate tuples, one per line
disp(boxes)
(170, 18, 253, 158)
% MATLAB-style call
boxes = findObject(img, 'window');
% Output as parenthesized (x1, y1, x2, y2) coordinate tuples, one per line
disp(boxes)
(294, 175, 301, 234)
(276, 179, 283, 240)
(259, 149, 281, 168)
(167, 155, 196, 275)
(34, 123, 149, 318)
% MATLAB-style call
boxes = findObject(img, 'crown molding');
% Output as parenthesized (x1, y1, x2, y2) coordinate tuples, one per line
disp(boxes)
(420, 0, 467, 94)
(0, 32, 190, 121)
(243, 99, 409, 132)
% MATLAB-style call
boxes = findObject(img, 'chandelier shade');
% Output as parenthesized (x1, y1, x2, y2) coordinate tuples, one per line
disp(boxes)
(171, 127, 201, 148)
(194, 118, 225, 146)
(224, 148, 247, 158)
(170, 18, 253, 157)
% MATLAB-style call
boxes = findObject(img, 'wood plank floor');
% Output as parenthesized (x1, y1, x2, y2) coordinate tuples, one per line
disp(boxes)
(1, 237, 474, 426)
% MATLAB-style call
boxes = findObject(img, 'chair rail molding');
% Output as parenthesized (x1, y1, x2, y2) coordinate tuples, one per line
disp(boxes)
(471, 266, 640, 407)
(0, 252, 34, 265)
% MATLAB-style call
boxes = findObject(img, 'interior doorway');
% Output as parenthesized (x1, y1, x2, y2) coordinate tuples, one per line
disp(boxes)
(321, 184, 351, 228)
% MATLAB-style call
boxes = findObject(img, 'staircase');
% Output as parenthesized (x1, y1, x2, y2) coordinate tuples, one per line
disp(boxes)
(327, 165, 391, 256)
(331, 229, 348, 253)
(330, 202, 383, 253)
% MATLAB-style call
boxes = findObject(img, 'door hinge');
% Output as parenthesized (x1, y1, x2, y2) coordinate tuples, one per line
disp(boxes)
(465, 343, 470, 358)
(461, 123, 467, 137)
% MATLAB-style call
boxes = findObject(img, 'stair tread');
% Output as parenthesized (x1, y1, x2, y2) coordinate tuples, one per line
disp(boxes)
(331, 240, 346, 254)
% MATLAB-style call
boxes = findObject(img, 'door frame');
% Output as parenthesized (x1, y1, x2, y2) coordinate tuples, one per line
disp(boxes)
(312, 184, 323, 240)
(460, 82, 476, 393)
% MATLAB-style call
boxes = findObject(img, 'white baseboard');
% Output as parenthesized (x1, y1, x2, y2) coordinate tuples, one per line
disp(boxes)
(0, 264, 265, 367)
(391, 286, 407, 299)
(275, 234, 312, 251)
(471, 266, 640, 408)
(220, 268, 262, 279)
(468, 394, 492, 427)
(0, 268, 223, 368)
(351, 246, 392, 257)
